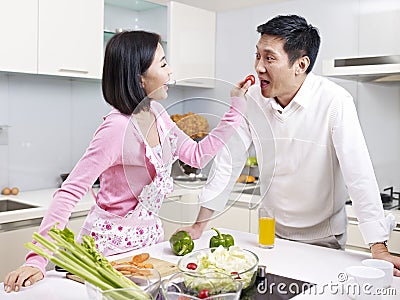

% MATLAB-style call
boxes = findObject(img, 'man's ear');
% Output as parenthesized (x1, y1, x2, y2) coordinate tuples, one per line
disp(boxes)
(295, 56, 310, 75)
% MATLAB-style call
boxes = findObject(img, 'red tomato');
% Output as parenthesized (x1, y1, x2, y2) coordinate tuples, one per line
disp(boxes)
(186, 263, 198, 270)
(245, 74, 256, 85)
(198, 289, 210, 299)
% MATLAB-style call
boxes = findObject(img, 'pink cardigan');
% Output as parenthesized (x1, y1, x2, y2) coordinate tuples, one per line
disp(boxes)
(25, 98, 245, 275)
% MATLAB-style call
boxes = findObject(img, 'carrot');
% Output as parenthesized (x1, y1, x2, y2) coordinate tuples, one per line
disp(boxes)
(132, 253, 150, 264)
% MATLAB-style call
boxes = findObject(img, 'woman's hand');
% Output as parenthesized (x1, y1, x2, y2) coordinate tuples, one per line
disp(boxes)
(3, 266, 44, 293)
(230, 76, 254, 98)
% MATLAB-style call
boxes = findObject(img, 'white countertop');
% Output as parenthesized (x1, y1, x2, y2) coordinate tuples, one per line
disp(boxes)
(0, 189, 97, 224)
(0, 182, 257, 225)
(1, 229, 399, 299)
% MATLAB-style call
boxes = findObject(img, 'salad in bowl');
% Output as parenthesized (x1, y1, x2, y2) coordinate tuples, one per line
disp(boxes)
(178, 246, 258, 290)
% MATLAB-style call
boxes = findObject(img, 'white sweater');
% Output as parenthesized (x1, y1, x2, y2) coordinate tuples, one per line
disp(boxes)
(200, 73, 395, 244)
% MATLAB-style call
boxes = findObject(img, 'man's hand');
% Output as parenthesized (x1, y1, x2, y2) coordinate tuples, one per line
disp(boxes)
(371, 243, 400, 276)
(177, 224, 204, 240)
(175, 207, 215, 240)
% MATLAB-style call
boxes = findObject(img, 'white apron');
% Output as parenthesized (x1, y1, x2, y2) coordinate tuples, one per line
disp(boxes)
(78, 116, 177, 256)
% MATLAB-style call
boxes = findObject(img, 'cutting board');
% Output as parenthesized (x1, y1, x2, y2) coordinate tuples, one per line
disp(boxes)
(113, 256, 179, 277)
(65, 257, 178, 284)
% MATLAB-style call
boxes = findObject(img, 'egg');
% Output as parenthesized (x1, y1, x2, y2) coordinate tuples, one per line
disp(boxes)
(2, 187, 11, 195)
(11, 187, 19, 195)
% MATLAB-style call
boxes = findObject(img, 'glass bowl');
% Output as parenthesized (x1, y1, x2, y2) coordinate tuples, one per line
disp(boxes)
(178, 246, 258, 290)
(86, 268, 161, 300)
(161, 271, 243, 300)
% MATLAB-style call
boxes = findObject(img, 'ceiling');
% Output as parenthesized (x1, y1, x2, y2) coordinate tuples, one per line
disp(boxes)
(141, 0, 280, 12)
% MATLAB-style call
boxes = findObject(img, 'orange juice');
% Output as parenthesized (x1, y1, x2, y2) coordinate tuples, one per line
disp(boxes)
(259, 217, 275, 248)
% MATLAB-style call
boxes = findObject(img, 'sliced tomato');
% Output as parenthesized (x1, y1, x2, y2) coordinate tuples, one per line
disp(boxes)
(231, 271, 241, 279)
(186, 262, 198, 270)
(245, 74, 256, 85)
(198, 289, 210, 299)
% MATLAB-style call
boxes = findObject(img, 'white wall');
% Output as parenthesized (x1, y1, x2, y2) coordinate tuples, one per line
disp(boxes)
(0, 72, 184, 191)
(0, 74, 109, 191)
(214, 0, 400, 192)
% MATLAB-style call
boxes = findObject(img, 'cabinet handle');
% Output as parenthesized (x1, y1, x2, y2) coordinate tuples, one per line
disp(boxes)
(59, 68, 89, 74)
(182, 80, 204, 85)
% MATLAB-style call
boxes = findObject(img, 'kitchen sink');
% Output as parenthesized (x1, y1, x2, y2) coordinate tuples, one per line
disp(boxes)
(0, 199, 38, 212)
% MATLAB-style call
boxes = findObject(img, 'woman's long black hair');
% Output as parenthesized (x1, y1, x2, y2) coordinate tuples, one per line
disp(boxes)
(102, 31, 161, 114)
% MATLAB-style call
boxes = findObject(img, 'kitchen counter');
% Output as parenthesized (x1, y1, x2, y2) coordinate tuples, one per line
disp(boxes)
(0, 228, 399, 299)
(0, 189, 96, 226)
(0, 182, 256, 227)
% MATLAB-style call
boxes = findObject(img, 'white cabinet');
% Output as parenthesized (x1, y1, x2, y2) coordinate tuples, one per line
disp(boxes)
(205, 203, 250, 232)
(160, 191, 251, 240)
(167, 1, 216, 88)
(38, 0, 104, 79)
(159, 195, 185, 239)
(0, 0, 38, 74)
(346, 215, 400, 255)
(0, 211, 89, 280)
(159, 193, 201, 240)
(105, 0, 216, 88)
(0, 0, 103, 79)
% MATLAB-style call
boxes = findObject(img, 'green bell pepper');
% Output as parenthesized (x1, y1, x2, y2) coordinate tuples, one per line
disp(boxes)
(209, 228, 235, 248)
(169, 230, 194, 256)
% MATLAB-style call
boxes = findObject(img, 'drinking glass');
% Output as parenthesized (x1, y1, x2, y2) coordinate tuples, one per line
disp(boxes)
(258, 206, 275, 248)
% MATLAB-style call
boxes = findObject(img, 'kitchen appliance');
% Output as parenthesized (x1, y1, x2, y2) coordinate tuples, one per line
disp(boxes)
(346, 186, 400, 210)
(323, 55, 400, 82)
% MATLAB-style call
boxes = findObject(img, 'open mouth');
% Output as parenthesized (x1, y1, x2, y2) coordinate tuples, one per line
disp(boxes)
(260, 79, 270, 88)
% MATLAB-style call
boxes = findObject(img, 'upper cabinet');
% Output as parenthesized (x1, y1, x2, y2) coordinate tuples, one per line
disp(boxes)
(0, 0, 38, 74)
(38, 0, 104, 79)
(0, 0, 103, 79)
(0, 0, 215, 84)
(105, 0, 216, 88)
(168, 2, 216, 88)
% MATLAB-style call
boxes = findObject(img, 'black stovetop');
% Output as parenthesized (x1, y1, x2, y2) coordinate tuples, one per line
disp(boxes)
(240, 273, 315, 300)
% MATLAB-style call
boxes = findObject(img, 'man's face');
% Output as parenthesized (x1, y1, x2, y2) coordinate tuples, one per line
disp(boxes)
(254, 35, 299, 104)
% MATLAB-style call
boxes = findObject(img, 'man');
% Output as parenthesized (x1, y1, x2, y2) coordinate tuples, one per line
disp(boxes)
(180, 14, 400, 275)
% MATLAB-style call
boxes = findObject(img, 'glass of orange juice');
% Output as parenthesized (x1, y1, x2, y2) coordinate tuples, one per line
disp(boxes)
(258, 206, 275, 248)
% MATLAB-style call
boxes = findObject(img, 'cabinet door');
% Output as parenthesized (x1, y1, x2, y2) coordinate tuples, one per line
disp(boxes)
(168, 1, 215, 88)
(0, 0, 38, 74)
(206, 204, 250, 233)
(160, 195, 183, 240)
(38, 0, 103, 79)
(346, 217, 400, 255)
(0, 225, 39, 280)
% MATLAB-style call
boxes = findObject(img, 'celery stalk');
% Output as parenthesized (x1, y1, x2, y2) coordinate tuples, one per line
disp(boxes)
(25, 225, 151, 300)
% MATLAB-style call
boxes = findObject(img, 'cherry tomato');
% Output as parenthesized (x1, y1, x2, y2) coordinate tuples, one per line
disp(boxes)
(245, 74, 256, 86)
(231, 271, 241, 279)
(186, 262, 198, 270)
(198, 289, 210, 299)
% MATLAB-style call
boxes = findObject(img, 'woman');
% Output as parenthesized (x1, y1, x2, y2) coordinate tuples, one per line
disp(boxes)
(4, 30, 251, 293)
